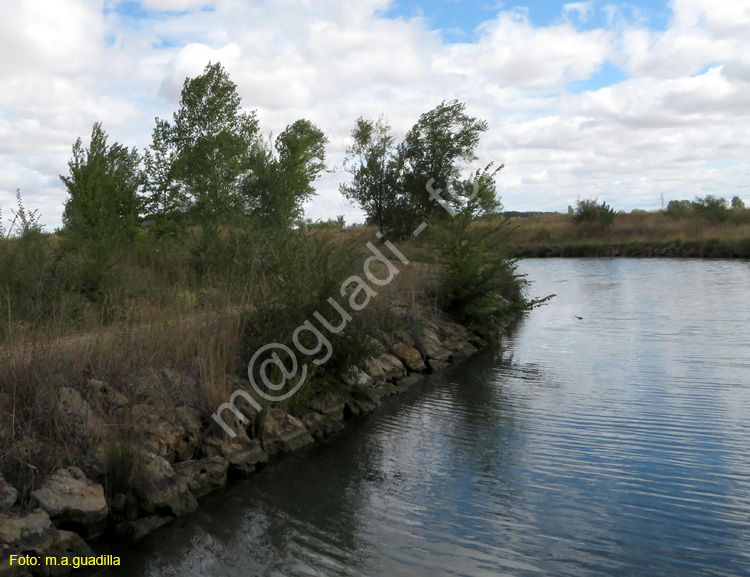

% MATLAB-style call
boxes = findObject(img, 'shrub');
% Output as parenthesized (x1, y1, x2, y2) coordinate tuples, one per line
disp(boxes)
(572, 198, 616, 227)
(692, 195, 729, 223)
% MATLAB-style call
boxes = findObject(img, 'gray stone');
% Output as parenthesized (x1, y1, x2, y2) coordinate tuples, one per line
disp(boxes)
(173, 457, 228, 498)
(261, 409, 314, 456)
(57, 387, 104, 437)
(419, 328, 452, 362)
(130, 405, 203, 462)
(428, 359, 451, 372)
(392, 343, 426, 373)
(0, 509, 93, 576)
(364, 358, 387, 383)
(31, 467, 108, 537)
(86, 379, 129, 410)
(201, 438, 267, 476)
(0, 476, 17, 509)
(132, 452, 197, 517)
(377, 354, 407, 381)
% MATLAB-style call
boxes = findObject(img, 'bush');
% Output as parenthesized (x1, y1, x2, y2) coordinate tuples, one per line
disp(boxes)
(664, 199, 693, 218)
(242, 232, 376, 402)
(692, 195, 729, 223)
(431, 209, 523, 335)
(572, 198, 616, 227)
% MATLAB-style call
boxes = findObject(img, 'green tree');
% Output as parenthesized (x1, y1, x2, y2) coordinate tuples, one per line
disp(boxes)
(398, 99, 488, 226)
(241, 119, 328, 229)
(692, 195, 729, 223)
(731, 196, 745, 210)
(60, 123, 142, 295)
(664, 199, 693, 218)
(143, 118, 186, 223)
(572, 198, 616, 227)
(340, 115, 400, 235)
(151, 62, 259, 226)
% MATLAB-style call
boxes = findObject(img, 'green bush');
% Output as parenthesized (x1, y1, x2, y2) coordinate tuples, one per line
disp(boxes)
(242, 232, 375, 399)
(572, 198, 616, 227)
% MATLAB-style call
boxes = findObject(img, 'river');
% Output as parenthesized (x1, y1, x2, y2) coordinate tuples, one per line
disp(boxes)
(109, 258, 750, 577)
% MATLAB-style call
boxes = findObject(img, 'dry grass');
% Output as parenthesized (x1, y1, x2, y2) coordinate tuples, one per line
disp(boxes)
(501, 211, 750, 246)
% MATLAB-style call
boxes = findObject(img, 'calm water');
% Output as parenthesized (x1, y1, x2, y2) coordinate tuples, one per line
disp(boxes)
(110, 258, 750, 577)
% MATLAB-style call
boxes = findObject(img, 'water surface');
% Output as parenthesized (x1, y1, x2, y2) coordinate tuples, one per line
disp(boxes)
(110, 258, 750, 577)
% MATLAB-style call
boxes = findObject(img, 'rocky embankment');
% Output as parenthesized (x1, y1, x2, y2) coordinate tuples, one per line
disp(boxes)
(1, 317, 484, 576)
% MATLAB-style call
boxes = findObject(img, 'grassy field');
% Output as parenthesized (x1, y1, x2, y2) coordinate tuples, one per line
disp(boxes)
(490, 210, 750, 258)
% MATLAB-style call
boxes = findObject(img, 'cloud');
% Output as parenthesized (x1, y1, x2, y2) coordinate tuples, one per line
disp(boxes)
(0, 0, 749, 229)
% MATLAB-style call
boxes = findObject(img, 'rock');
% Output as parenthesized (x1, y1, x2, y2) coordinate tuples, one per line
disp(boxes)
(299, 411, 345, 439)
(130, 405, 202, 462)
(301, 391, 346, 438)
(363, 358, 387, 384)
(0, 476, 17, 509)
(395, 374, 424, 389)
(260, 409, 314, 456)
(86, 379, 129, 410)
(392, 343, 426, 373)
(377, 354, 407, 381)
(132, 452, 197, 518)
(307, 390, 346, 416)
(57, 388, 104, 438)
(0, 509, 93, 576)
(31, 467, 108, 538)
(419, 328, 452, 363)
(344, 386, 381, 417)
(173, 457, 228, 499)
(452, 341, 479, 361)
(201, 438, 267, 476)
(344, 368, 374, 388)
(428, 359, 451, 372)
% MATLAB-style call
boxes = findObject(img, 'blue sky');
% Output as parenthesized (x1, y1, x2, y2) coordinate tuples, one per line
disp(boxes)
(1, 0, 749, 226)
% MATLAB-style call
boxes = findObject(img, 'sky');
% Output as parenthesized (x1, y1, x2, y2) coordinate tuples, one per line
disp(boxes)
(1, 0, 749, 229)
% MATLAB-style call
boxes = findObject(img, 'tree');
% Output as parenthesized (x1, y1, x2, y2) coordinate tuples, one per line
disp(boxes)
(572, 198, 616, 227)
(692, 195, 729, 223)
(731, 196, 745, 210)
(60, 122, 142, 295)
(398, 100, 488, 224)
(340, 115, 400, 235)
(143, 118, 186, 223)
(242, 119, 328, 229)
(149, 62, 259, 226)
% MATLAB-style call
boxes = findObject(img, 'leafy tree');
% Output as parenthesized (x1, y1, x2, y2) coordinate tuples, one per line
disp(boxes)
(340, 115, 400, 235)
(242, 119, 328, 229)
(143, 118, 187, 225)
(572, 198, 616, 227)
(60, 122, 142, 295)
(150, 62, 259, 226)
(664, 199, 693, 218)
(731, 196, 745, 210)
(430, 178, 537, 335)
(692, 195, 729, 223)
(398, 99, 488, 225)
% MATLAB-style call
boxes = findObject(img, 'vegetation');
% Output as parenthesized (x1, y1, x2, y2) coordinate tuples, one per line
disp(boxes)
(341, 100, 498, 238)
(0, 63, 534, 503)
(502, 198, 750, 257)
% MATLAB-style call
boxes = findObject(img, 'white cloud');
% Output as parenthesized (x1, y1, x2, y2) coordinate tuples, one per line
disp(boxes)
(1, 0, 749, 228)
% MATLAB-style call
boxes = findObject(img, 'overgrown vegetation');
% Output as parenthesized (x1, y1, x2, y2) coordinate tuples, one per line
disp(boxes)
(1, 63, 534, 502)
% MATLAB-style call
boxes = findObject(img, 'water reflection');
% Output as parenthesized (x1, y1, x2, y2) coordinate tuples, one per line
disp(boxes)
(106, 259, 750, 577)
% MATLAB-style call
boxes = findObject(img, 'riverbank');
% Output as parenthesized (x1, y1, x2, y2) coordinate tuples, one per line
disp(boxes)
(499, 210, 750, 259)
(510, 237, 750, 258)
(0, 309, 486, 577)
